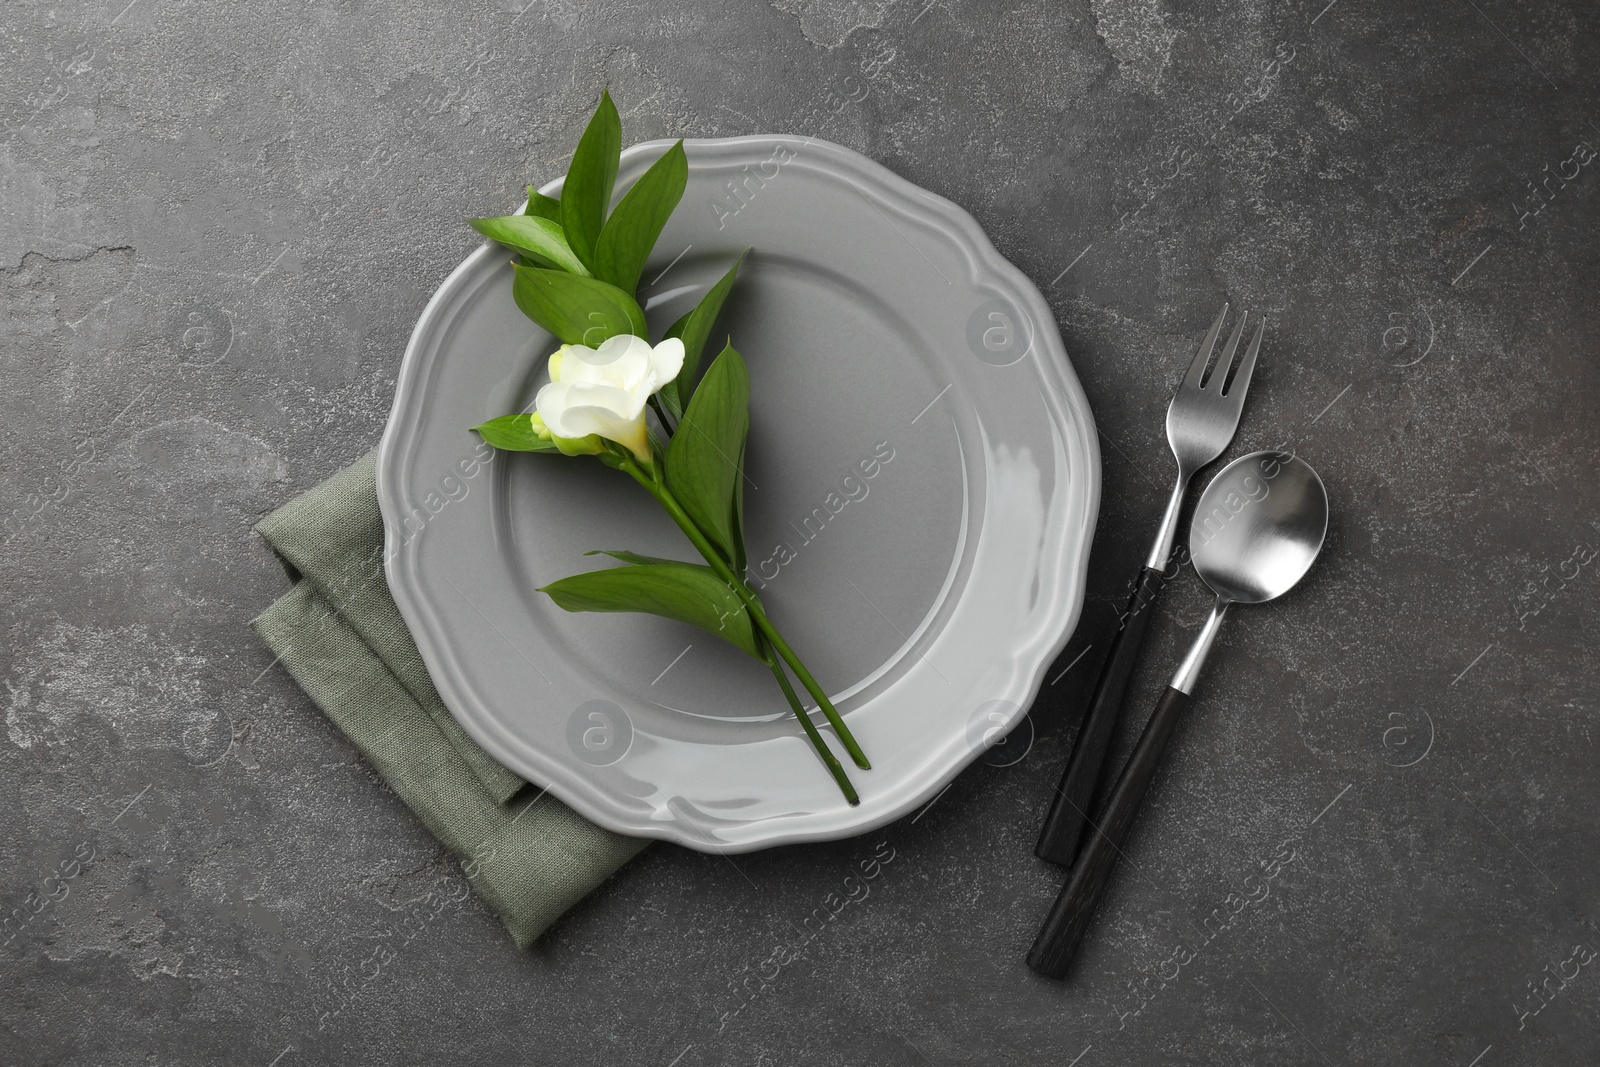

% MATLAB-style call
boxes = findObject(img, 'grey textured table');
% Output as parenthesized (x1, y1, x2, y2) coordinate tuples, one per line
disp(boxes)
(3, 1, 1597, 1064)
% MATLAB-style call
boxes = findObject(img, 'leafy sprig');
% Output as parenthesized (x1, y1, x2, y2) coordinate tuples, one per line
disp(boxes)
(468, 91, 869, 803)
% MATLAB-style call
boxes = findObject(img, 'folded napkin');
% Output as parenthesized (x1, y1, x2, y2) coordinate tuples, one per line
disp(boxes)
(251, 451, 650, 946)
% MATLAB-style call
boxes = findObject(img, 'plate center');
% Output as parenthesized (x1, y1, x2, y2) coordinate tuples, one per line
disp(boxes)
(501, 252, 968, 731)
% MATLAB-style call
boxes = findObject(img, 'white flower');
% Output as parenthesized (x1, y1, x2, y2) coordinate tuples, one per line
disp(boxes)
(535, 334, 685, 462)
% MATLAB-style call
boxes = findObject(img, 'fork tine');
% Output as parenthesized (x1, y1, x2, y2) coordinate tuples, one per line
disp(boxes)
(1208, 310, 1249, 390)
(1223, 317, 1265, 400)
(1182, 302, 1230, 390)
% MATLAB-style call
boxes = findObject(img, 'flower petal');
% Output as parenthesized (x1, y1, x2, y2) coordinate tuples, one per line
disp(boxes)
(546, 344, 581, 383)
(559, 334, 653, 390)
(650, 337, 685, 387)
(537, 380, 649, 436)
(533, 381, 579, 438)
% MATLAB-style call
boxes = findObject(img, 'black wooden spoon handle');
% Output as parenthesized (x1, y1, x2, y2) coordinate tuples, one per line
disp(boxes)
(1027, 684, 1191, 979)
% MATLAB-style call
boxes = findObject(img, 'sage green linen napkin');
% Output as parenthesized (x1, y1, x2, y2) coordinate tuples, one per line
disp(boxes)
(251, 451, 650, 946)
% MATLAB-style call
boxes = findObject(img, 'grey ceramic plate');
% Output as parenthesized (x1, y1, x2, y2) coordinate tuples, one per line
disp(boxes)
(377, 136, 1099, 853)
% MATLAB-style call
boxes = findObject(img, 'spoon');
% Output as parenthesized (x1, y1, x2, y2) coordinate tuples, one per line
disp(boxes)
(1027, 450, 1329, 979)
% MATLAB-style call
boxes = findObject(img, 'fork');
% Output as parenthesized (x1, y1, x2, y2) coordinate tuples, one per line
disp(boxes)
(1035, 303, 1264, 866)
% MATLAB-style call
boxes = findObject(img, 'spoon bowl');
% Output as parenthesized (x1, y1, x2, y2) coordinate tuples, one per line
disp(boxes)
(1189, 451, 1329, 604)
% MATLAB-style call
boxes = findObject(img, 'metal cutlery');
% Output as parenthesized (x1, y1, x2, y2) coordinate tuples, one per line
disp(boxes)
(1027, 450, 1329, 978)
(1035, 304, 1264, 867)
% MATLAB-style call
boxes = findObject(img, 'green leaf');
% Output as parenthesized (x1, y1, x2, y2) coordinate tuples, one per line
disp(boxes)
(658, 365, 685, 424)
(512, 265, 648, 346)
(540, 561, 760, 658)
(661, 251, 746, 415)
(731, 440, 748, 575)
(560, 89, 621, 273)
(472, 413, 559, 452)
(593, 140, 688, 294)
(470, 215, 590, 276)
(583, 548, 691, 567)
(665, 342, 750, 567)
(524, 187, 562, 222)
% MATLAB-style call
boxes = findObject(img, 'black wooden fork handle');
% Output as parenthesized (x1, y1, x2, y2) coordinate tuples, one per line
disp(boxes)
(1034, 565, 1167, 866)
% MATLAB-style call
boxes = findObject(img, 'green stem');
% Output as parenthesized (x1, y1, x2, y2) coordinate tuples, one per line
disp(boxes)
(760, 637, 858, 805)
(615, 452, 871, 770)
(647, 395, 677, 436)
(746, 606, 870, 769)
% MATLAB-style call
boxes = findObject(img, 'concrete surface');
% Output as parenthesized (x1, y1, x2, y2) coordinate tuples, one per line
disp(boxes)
(3, 0, 1598, 1064)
